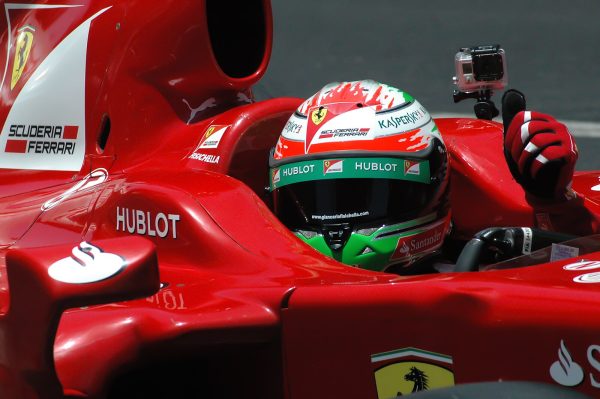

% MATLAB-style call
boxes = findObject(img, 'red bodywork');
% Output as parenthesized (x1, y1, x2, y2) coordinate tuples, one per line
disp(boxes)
(1, 1, 600, 398)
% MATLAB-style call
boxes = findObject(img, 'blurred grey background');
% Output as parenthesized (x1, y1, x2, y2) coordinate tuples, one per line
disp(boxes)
(256, 0, 600, 169)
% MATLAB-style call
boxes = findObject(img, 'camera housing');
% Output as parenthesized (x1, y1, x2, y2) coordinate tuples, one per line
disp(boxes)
(453, 45, 507, 93)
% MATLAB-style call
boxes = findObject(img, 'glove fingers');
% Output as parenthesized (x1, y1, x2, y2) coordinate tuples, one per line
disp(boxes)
(528, 144, 573, 178)
(510, 120, 563, 164)
(505, 112, 557, 152)
(518, 137, 578, 198)
(503, 109, 577, 199)
(517, 129, 574, 175)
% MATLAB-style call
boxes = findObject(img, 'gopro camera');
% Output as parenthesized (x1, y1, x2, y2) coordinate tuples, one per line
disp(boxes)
(453, 45, 507, 93)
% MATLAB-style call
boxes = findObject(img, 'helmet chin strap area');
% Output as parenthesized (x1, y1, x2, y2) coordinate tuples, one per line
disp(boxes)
(322, 223, 353, 251)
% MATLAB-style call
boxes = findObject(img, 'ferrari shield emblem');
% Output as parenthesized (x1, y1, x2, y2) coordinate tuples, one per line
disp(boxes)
(203, 126, 216, 140)
(323, 159, 343, 174)
(195, 124, 229, 150)
(404, 160, 421, 176)
(272, 168, 281, 184)
(371, 347, 454, 398)
(311, 106, 328, 125)
(11, 25, 36, 90)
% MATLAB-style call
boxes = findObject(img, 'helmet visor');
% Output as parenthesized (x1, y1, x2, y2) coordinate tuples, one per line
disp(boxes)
(273, 174, 438, 230)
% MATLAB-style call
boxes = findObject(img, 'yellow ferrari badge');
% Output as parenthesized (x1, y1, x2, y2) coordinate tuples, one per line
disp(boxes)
(371, 348, 454, 398)
(11, 25, 36, 90)
(203, 126, 216, 141)
(311, 107, 328, 125)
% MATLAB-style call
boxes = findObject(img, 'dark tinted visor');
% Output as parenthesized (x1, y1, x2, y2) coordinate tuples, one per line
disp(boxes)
(273, 177, 439, 230)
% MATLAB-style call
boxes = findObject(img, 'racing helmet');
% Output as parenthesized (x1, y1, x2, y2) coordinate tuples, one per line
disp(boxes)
(269, 80, 450, 272)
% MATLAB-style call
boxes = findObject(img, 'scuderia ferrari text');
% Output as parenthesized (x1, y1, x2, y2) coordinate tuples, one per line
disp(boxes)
(7, 124, 79, 154)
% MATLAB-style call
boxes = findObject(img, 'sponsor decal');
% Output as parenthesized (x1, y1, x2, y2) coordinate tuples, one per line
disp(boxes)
(305, 106, 334, 152)
(196, 125, 229, 150)
(573, 273, 600, 283)
(11, 25, 35, 90)
(146, 286, 188, 310)
(563, 261, 600, 271)
(521, 227, 533, 254)
(323, 159, 343, 174)
(377, 105, 427, 130)
(189, 152, 220, 164)
(355, 161, 399, 172)
(396, 241, 410, 257)
(201, 126, 216, 144)
(5, 124, 79, 154)
(319, 127, 370, 139)
(404, 160, 421, 176)
(272, 168, 281, 185)
(116, 207, 181, 239)
(0, 6, 110, 171)
(269, 157, 430, 190)
(282, 164, 315, 177)
(550, 340, 584, 387)
(549, 339, 600, 389)
(42, 168, 108, 211)
(182, 97, 217, 124)
(312, 211, 369, 221)
(311, 106, 327, 125)
(371, 347, 454, 398)
(562, 260, 600, 283)
(305, 105, 374, 152)
(48, 241, 125, 284)
(283, 119, 303, 135)
(391, 220, 446, 261)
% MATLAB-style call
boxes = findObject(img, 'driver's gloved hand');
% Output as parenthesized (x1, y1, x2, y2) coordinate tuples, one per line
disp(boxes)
(502, 90, 578, 200)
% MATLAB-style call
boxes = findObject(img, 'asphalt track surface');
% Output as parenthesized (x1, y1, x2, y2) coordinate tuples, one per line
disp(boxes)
(255, 0, 600, 170)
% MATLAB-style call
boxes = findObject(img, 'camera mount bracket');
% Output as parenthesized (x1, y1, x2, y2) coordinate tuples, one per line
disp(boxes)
(453, 89, 499, 120)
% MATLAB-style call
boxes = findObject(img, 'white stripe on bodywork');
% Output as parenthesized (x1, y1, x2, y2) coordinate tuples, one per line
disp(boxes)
(0, 6, 111, 171)
(371, 348, 453, 365)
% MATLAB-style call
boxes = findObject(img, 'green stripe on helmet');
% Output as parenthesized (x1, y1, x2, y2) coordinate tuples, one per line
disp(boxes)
(270, 157, 430, 191)
(296, 230, 402, 272)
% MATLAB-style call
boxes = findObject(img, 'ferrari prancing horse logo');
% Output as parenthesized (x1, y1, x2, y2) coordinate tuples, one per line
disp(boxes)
(371, 347, 454, 398)
(11, 25, 36, 90)
(311, 106, 328, 125)
(202, 126, 216, 141)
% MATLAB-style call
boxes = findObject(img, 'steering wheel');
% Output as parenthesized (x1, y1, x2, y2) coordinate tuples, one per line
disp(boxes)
(454, 227, 577, 272)
(454, 228, 521, 272)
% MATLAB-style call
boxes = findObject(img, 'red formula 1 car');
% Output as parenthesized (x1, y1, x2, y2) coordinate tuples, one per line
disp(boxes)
(1, 1, 600, 398)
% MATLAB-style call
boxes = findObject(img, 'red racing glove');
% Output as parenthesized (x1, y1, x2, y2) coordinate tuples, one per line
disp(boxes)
(502, 91, 578, 200)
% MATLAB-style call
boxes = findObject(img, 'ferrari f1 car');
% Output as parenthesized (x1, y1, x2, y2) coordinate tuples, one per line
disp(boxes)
(1, 1, 600, 398)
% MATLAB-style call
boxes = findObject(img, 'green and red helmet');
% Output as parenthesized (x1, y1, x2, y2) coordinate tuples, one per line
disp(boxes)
(269, 80, 450, 272)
